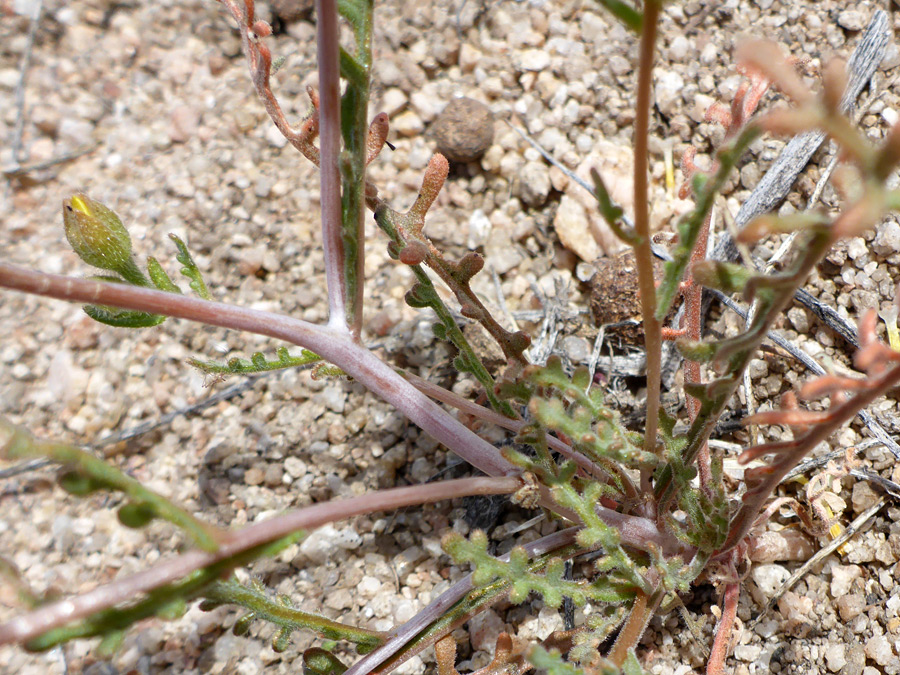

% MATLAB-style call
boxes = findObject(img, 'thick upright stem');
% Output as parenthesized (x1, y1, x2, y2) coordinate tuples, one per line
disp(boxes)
(315, 0, 350, 333)
(633, 0, 663, 462)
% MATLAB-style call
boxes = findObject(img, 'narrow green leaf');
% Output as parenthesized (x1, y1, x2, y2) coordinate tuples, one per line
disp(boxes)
(169, 234, 212, 299)
(147, 257, 181, 293)
(592, 0, 642, 33)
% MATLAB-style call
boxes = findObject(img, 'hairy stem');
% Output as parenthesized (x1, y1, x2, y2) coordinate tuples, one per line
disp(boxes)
(685, 211, 712, 488)
(606, 586, 663, 667)
(706, 582, 740, 675)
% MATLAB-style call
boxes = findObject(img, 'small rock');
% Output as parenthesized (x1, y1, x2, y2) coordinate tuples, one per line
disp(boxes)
(846, 237, 867, 260)
(263, 464, 283, 487)
(655, 70, 685, 117)
(865, 634, 895, 667)
(270, 0, 314, 22)
(831, 564, 862, 597)
(751, 563, 789, 597)
(467, 209, 492, 248)
(325, 588, 354, 611)
(668, 35, 690, 61)
(381, 88, 408, 117)
(393, 110, 424, 137)
(554, 195, 600, 262)
(517, 161, 551, 208)
(484, 228, 523, 274)
(561, 335, 590, 364)
(873, 220, 900, 256)
(58, 117, 94, 148)
(392, 598, 417, 623)
(824, 644, 846, 672)
(836, 593, 865, 621)
(608, 55, 631, 76)
(787, 307, 810, 333)
(432, 97, 494, 163)
(518, 49, 551, 72)
(733, 644, 761, 662)
(468, 609, 505, 652)
(244, 467, 265, 486)
(32, 105, 60, 136)
(411, 90, 443, 122)
(299, 524, 361, 563)
(283, 456, 307, 479)
(169, 105, 200, 143)
(851, 480, 880, 513)
(459, 44, 482, 73)
(837, 10, 865, 32)
(777, 590, 812, 626)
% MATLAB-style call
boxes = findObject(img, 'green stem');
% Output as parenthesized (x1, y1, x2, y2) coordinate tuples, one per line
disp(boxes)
(339, 0, 374, 338)
(203, 579, 385, 649)
(0, 419, 222, 552)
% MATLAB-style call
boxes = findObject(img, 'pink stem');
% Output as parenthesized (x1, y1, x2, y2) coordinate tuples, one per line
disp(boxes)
(0, 264, 513, 479)
(405, 372, 638, 499)
(0, 476, 521, 646)
(0, 265, 673, 550)
(314, 0, 350, 334)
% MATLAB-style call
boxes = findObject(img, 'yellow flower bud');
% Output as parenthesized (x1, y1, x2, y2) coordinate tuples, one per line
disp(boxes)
(63, 194, 147, 286)
(63, 194, 132, 272)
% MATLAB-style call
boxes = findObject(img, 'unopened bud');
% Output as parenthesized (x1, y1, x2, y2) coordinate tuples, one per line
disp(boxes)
(63, 194, 132, 271)
(63, 194, 147, 285)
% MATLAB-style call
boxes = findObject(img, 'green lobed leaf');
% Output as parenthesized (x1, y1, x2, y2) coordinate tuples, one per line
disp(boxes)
(690, 261, 753, 295)
(303, 648, 348, 675)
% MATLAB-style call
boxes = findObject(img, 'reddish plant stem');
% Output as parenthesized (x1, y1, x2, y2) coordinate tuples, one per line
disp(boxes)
(314, 0, 352, 334)
(606, 586, 663, 667)
(684, 210, 712, 488)
(0, 264, 514, 479)
(633, 0, 663, 472)
(0, 265, 673, 551)
(706, 582, 740, 675)
(0, 476, 521, 647)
